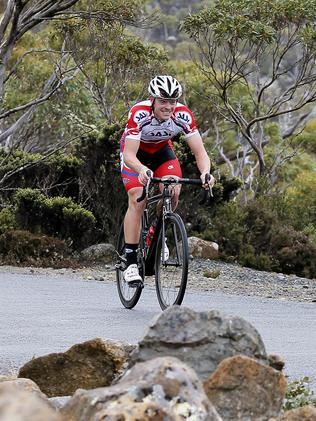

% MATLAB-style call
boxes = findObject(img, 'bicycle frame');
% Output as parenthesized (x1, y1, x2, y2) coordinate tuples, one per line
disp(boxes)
(141, 182, 179, 263)
(116, 174, 210, 309)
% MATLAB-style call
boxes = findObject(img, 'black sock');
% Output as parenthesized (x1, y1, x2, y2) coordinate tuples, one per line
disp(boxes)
(125, 243, 138, 266)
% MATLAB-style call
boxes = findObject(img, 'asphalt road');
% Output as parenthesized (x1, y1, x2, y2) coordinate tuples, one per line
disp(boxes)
(0, 272, 315, 391)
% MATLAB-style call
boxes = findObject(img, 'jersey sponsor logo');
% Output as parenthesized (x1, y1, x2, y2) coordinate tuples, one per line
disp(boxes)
(176, 111, 192, 125)
(148, 130, 172, 137)
(134, 110, 149, 123)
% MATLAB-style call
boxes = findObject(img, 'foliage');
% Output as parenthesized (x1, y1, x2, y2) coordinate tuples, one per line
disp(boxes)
(293, 117, 316, 154)
(14, 189, 96, 250)
(74, 124, 126, 241)
(0, 208, 17, 235)
(143, 0, 206, 58)
(0, 148, 83, 201)
(202, 195, 316, 278)
(181, 0, 316, 185)
(60, 2, 168, 124)
(0, 230, 75, 268)
(284, 377, 316, 410)
(286, 170, 316, 231)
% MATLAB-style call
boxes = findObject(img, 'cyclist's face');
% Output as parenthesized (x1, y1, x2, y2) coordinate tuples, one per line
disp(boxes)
(152, 98, 177, 121)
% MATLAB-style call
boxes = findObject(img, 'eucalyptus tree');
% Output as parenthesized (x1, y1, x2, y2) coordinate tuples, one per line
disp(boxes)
(182, 0, 316, 189)
(0, 0, 159, 191)
(0, 0, 155, 147)
(0, 1, 84, 147)
(63, 3, 167, 124)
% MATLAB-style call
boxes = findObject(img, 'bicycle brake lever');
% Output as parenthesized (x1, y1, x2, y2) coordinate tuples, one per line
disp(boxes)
(136, 173, 152, 203)
(136, 187, 146, 203)
(199, 186, 213, 205)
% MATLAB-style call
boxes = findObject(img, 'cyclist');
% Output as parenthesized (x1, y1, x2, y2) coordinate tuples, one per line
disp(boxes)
(120, 75, 215, 284)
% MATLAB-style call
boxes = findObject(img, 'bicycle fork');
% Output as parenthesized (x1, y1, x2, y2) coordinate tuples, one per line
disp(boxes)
(161, 190, 182, 266)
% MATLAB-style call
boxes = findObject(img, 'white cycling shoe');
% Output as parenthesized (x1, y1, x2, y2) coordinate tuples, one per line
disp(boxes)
(123, 264, 142, 285)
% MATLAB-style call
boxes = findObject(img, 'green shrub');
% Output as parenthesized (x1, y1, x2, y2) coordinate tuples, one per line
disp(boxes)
(0, 230, 76, 268)
(74, 124, 126, 242)
(0, 208, 17, 235)
(284, 377, 316, 410)
(203, 197, 316, 278)
(0, 149, 82, 203)
(203, 202, 246, 260)
(14, 189, 96, 249)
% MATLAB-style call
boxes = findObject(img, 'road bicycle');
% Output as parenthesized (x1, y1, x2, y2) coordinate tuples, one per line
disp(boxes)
(115, 175, 210, 310)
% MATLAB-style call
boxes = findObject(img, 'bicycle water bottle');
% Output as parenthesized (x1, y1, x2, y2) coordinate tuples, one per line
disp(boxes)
(146, 224, 156, 246)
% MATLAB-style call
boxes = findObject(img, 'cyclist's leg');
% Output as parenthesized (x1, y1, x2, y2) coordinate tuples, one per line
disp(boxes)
(121, 165, 146, 283)
(124, 187, 146, 244)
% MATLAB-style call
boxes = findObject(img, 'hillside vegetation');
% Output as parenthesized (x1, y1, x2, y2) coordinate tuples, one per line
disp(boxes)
(0, 0, 315, 278)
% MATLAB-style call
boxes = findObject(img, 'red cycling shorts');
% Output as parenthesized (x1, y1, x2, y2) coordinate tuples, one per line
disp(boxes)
(120, 141, 182, 192)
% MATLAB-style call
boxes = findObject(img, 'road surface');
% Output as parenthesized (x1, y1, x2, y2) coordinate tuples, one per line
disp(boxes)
(0, 272, 315, 391)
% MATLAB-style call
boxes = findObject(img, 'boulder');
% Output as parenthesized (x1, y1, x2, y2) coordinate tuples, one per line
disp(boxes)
(268, 354, 285, 371)
(61, 356, 222, 421)
(0, 389, 62, 421)
(203, 355, 287, 420)
(18, 338, 134, 397)
(188, 237, 219, 259)
(0, 378, 52, 408)
(129, 306, 268, 380)
(270, 406, 316, 420)
(80, 243, 115, 263)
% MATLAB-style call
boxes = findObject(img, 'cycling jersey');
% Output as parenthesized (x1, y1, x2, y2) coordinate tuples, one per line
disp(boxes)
(120, 99, 198, 191)
(120, 100, 198, 153)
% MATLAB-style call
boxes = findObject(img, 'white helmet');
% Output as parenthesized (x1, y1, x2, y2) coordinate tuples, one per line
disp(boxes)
(148, 75, 182, 99)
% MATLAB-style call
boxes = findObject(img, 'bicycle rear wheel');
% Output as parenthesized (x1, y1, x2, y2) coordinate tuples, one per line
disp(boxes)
(116, 224, 143, 309)
(155, 213, 189, 310)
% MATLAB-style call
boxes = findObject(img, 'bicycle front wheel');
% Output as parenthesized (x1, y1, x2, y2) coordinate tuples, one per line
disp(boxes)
(116, 224, 143, 309)
(155, 213, 189, 310)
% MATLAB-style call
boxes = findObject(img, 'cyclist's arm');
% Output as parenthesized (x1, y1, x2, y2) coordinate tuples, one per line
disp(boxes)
(123, 138, 144, 173)
(186, 132, 211, 174)
(123, 138, 151, 185)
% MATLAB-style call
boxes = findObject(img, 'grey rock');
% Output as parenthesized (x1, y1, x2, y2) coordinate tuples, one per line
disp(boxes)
(61, 356, 222, 421)
(0, 378, 53, 408)
(0, 389, 62, 421)
(129, 306, 268, 380)
(80, 243, 115, 263)
(188, 237, 219, 260)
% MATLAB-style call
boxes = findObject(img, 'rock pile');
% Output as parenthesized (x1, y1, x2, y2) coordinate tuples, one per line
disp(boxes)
(0, 306, 315, 421)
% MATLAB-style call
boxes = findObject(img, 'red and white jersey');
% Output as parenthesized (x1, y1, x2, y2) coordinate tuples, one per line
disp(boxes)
(122, 100, 198, 153)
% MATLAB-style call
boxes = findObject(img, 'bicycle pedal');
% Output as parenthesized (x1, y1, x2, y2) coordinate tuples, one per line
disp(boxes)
(115, 262, 127, 271)
(128, 280, 144, 289)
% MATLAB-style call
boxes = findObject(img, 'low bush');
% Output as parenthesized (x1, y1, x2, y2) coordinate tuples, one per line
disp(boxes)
(0, 230, 78, 268)
(14, 189, 96, 250)
(0, 208, 17, 235)
(202, 197, 316, 278)
(0, 149, 82, 201)
(284, 377, 316, 410)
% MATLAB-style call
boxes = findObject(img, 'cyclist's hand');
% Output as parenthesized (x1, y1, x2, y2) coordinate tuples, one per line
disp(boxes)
(138, 167, 153, 185)
(200, 172, 216, 190)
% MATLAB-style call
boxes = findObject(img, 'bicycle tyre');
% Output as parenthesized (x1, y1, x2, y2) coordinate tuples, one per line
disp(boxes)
(116, 223, 143, 309)
(155, 213, 189, 310)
